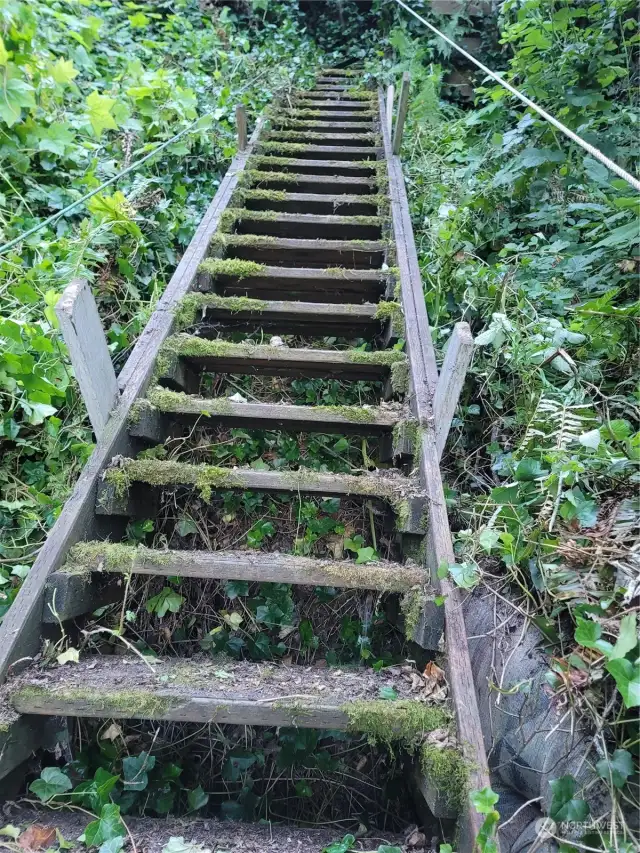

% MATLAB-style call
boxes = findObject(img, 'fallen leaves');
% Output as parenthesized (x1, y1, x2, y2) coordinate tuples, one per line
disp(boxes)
(18, 825, 56, 851)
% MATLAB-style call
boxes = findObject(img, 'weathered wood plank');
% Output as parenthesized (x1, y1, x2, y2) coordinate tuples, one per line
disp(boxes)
(433, 322, 474, 459)
(392, 72, 411, 156)
(96, 460, 426, 535)
(386, 84, 395, 140)
(251, 156, 376, 176)
(280, 109, 376, 121)
(160, 336, 405, 381)
(220, 234, 386, 268)
(241, 191, 380, 216)
(245, 172, 376, 194)
(131, 391, 401, 436)
(273, 121, 375, 132)
(266, 132, 377, 145)
(55, 279, 119, 439)
(257, 145, 380, 161)
(378, 90, 491, 845)
(232, 211, 381, 240)
(235, 104, 247, 151)
(48, 546, 427, 597)
(6, 657, 436, 731)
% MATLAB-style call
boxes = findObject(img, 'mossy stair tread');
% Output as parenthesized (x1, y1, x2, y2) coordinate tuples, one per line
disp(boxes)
(231, 212, 381, 227)
(159, 335, 405, 380)
(295, 101, 374, 110)
(6, 655, 442, 730)
(58, 542, 427, 591)
(247, 172, 376, 187)
(100, 457, 420, 501)
(243, 191, 381, 206)
(215, 264, 386, 281)
(266, 132, 377, 142)
(272, 121, 375, 131)
(258, 145, 380, 157)
(179, 296, 384, 320)
(281, 110, 375, 120)
(252, 157, 376, 172)
(220, 235, 385, 251)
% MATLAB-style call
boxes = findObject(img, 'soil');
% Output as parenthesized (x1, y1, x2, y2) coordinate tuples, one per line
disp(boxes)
(1, 805, 418, 852)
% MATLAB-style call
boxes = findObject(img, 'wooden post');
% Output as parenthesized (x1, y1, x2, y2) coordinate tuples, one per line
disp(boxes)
(432, 322, 474, 459)
(235, 104, 247, 151)
(385, 83, 395, 141)
(55, 278, 119, 439)
(392, 72, 410, 156)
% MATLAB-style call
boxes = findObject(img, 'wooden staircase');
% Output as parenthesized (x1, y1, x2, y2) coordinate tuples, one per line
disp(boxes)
(0, 69, 490, 850)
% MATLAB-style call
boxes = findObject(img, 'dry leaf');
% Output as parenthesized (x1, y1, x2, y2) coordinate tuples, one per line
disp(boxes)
(18, 825, 56, 851)
(101, 722, 123, 741)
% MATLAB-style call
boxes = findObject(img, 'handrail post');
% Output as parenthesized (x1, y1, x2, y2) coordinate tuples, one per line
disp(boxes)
(235, 104, 247, 151)
(392, 72, 410, 155)
(386, 83, 395, 140)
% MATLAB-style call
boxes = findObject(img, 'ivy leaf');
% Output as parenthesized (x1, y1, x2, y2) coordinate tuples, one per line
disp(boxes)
(57, 647, 80, 665)
(162, 840, 210, 853)
(224, 580, 249, 599)
(322, 835, 355, 853)
(606, 658, 640, 708)
(84, 804, 124, 846)
(186, 785, 209, 812)
(146, 587, 184, 618)
(609, 614, 638, 660)
(470, 786, 499, 815)
(379, 686, 398, 700)
(50, 58, 78, 85)
(596, 749, 633, 789)
(478, 528, 500, 552)
(29, 767, 72, 802)
(86, 91, 118, 136)
(123, 751, 156, 791)
(548, 776, 590, 822)
(98, 839, 125, 853)
(574, 616, 614, 657)
(0, 75, 36, 127)
(176, 516, 197, 537)
(448, 562, 479, 589)
(355, 546, 377, 564)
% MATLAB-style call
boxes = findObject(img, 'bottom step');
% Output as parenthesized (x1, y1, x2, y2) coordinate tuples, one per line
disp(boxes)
(5, 807, 409, 852)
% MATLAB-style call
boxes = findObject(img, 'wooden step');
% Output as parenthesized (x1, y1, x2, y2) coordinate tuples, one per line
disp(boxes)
(5, 656, 446, 730)
(281, 109, 376, 122)
(157, 335, 406, 383)
(97, 460, 425, 533)
(273, 120, 376, 133)
(257, 144, 381, 162)
(132, 389, 403, 435)
(295, 100, 374, 111)
(244, 169, 377, 195)
(231, 210, 382, 240)
(241, 190, 381, 216)
(266, 131, 378, 146)
(173, 294, 397, 337)
(200, 264, 389, 303)
(219, 234, 387, 268)
(53, 543, 426, 595)
(251, 156, 377, 177)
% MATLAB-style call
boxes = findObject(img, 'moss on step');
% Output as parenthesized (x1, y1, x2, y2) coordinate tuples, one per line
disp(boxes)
(198, 258, 266, 279)
(174, 293, 268, 328)
(400, 586, 428, 640)
(248, 155, 295, 168)
(344, 699, 451, 750)
(104, 459, 240, 502)
(10, 685, 179, 719)
(374, 300, 404, 335)
(239, 188, 289, 202)
(266, 130, 377, 142)
(257, 141, 314, 154)
(65, 541, 138, 574)
(346, 349, 405, 368)
(320, 404, 381, 423)
(211, 231, 278, 249)
(390, 359, 409, 395)
(240, 169, 301, 186)
(318, 559, 424, 592)
(145, 388, 234, 416)
(420, 744, 468, 813)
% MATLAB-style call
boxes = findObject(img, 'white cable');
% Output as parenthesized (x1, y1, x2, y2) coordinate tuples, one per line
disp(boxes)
(393, 0, 640, 192)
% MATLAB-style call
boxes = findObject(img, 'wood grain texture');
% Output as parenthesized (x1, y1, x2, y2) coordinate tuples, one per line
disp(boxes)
(392, 73, 410, 156)
(235, 104, 247, 151)
(55, 279, 119, 439)
(378, 90, 492, 845)
(49, 548, 427, 594)
(433, 322, 474, 459)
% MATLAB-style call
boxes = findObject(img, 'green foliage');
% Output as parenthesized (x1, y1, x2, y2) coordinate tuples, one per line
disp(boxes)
(0, 0, 324, 616)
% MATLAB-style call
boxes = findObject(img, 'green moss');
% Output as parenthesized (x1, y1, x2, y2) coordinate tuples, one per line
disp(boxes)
(374, 301, 405, 335)
(146, 388, 233, 416)
(401, 586, 427, 640)
(344, 700, 451, 751)
(174, 293, 268, 328)
(11, 685, 178, 719)
(65, 541, 138, 573)
(267, 130, 377, 142)
(104, 458, 240, 502)
(321, 405, 378, 424)
(217, 209, 237, 234)
(198, 258, 266, 279)
(392, 418, 418, 456)
(391, 359, 409, 396)
(249, 155, 295, 168)
(420, 744, 468, 813)
(258, 141, 312, 154)
(211, 232, 277, 248)
(241, 188, 288, 202)
(346, 349, 405, 368)
(240, 168, 300, 186)
(320, 559, 424, 592)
